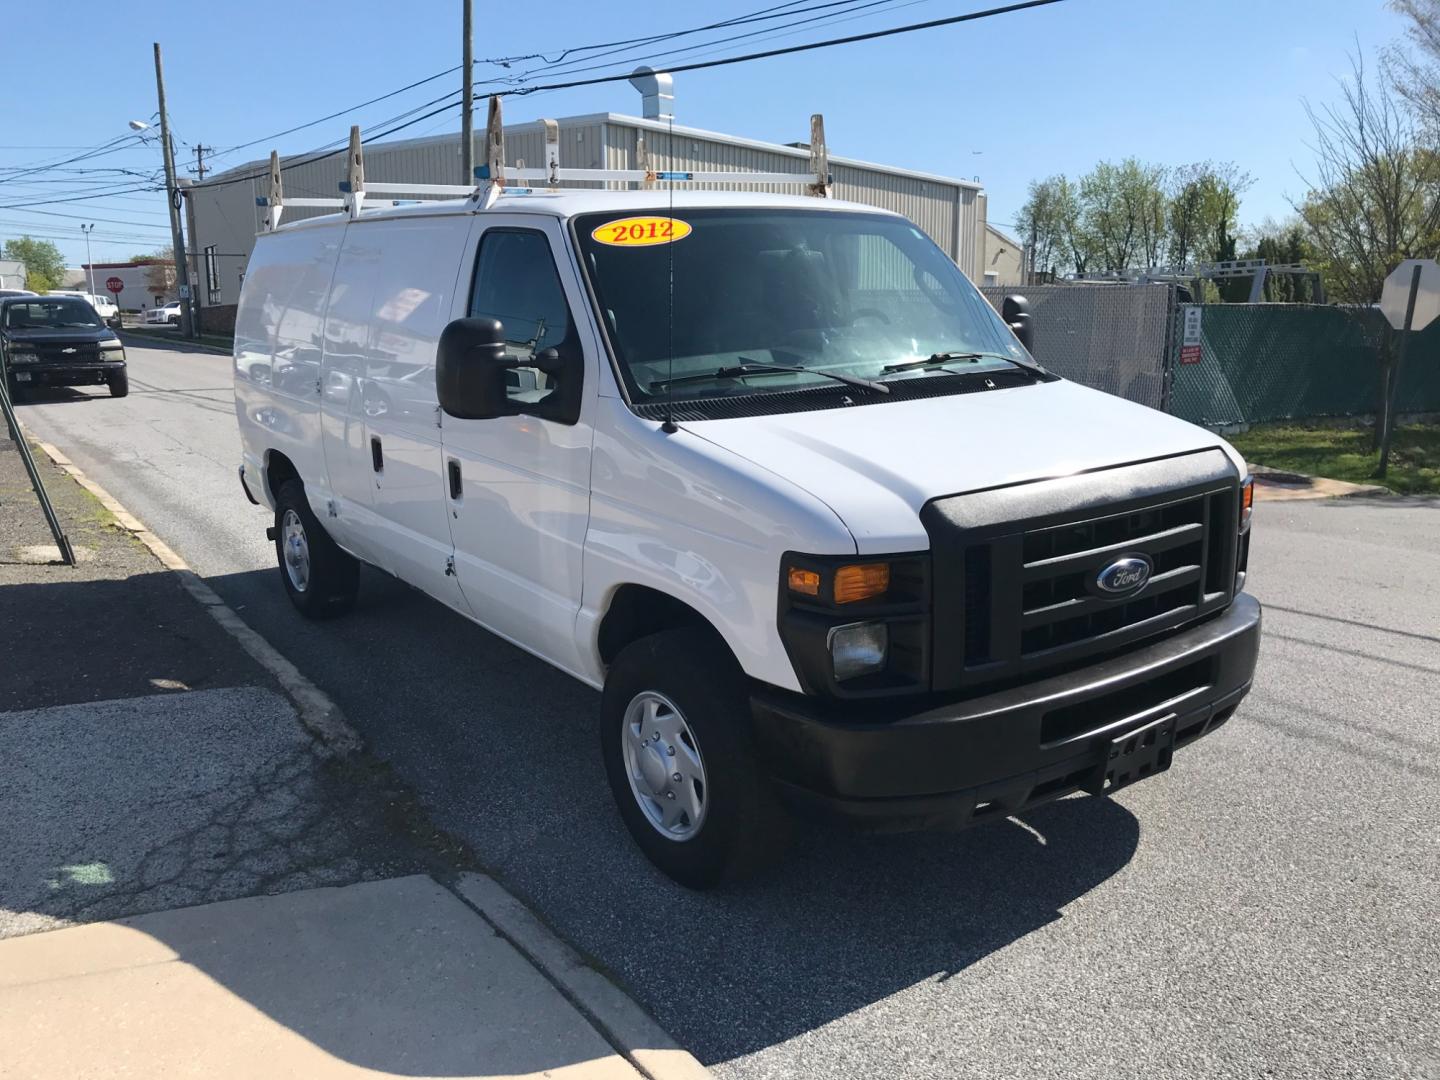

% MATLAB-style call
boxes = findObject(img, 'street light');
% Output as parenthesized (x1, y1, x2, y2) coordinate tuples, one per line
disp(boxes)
(79, 224, 97, 298)
(128, 120, 149, 131)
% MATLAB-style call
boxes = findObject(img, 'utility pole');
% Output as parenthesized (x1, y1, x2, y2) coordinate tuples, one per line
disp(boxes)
(460, 0, 474, 183)
(80, 224, 96, 297)
(153, 42, 196, 339)
(190, 144, 212, 181)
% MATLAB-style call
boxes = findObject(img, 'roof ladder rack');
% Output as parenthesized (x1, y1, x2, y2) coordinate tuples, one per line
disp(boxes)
(474, 96, 833, 194)
(257, 96, 836, 230)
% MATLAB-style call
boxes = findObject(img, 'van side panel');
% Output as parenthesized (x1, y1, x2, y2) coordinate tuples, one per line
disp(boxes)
(337, 214, 472, 606)
(234, 223, 341, 515)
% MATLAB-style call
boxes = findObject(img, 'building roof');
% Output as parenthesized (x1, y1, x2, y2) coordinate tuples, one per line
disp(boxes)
(985, 222, 1023, 248)
(204, 112, 982, 193)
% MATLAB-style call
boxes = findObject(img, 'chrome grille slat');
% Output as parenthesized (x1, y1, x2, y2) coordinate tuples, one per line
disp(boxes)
(1021, 522, 1205, 580)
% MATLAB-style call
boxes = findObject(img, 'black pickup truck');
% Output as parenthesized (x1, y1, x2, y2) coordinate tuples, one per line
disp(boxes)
(0, 295, 128, 399)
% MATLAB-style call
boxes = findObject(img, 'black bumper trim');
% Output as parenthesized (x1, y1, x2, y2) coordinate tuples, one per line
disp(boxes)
(751, 593, 1261, 828)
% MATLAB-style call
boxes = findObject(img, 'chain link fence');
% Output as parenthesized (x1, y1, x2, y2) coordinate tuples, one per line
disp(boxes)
(1167, 304, 1440, 428)
(981, 283, 1177, 410)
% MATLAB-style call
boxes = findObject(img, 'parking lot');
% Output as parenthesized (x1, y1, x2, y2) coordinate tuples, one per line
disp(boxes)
(13, 337, 1440, 1080)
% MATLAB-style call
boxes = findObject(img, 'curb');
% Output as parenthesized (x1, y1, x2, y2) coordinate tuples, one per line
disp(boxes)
(25, 434, 362, 756)
(118, 328, 233, 356)
(1250, 463, 1389, 502)
(450, 873, 711, 1080)
(23, 430, 711, 1079)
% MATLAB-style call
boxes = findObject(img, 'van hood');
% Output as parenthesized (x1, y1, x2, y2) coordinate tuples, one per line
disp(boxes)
(683, 379, 1243, 553)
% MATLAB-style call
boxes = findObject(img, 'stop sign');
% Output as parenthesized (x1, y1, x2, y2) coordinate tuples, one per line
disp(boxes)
(1380, 259, 1440, 331)
(105, 276, 124, 295)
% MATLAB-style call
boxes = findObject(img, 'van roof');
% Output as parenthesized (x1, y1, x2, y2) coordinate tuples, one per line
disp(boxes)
(272, 188, 900, 233)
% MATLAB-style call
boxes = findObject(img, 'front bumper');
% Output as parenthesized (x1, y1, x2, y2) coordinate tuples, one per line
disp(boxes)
(751, 593, 1261, 830)
(7, 360, 125, 387)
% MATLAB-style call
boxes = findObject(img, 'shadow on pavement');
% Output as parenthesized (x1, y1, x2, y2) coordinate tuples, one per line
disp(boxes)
(190, 564, 1142, 1067)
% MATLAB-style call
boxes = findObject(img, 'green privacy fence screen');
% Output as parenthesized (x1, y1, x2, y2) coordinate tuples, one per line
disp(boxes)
(1168, 303, 1440, 428)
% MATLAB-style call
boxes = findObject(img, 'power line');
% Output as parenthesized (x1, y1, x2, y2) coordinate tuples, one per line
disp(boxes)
(204, 0, 884, 167)
(195, 0, 1062, 195)
(507, 0, 1067, 98)
(0, 185, 160, 210)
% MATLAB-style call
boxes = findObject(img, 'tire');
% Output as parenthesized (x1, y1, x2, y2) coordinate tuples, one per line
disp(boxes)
(601, 626, 789, 888)
(168, 315, 180, 326)
(273, 478, 359, 618)
(108, 370, 129, 398)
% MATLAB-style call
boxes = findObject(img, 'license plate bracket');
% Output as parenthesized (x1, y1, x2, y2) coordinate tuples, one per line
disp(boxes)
(1084, 712, 1177, 796)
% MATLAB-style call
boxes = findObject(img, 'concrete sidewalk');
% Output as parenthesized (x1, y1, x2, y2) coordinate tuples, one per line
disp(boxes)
(0, 877, 646, 1080)
(0, 434, 707, 1079)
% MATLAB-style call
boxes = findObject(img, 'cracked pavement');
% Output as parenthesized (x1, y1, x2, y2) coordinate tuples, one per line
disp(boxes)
(0, 437, 460, 940)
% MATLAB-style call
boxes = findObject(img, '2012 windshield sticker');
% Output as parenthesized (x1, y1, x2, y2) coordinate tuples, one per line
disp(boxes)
(592, 216, 693, 247)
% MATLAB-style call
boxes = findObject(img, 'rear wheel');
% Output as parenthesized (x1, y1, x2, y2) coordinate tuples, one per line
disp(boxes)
(107, 370, 129, 398)
(273, 479, 358, 618)
(601, 627, 789, 888)
(167, 315, 180, 326)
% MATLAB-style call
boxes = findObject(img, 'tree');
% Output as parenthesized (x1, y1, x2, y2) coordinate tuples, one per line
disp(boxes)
(1294, 54, 1440, 303)
(1016, 175, 1073, 277)
(3, 236, 66, 292)
(1385, 0, 1440, 138)
(1242, 218, 1317, 302)
(1078, 158, 1167, 272)
(130, 247, 177, 299)
(1167, 163, 1253, 268)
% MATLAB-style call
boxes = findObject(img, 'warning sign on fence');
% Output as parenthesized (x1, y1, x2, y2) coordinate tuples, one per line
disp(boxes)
(1180, 307, 1203, 364)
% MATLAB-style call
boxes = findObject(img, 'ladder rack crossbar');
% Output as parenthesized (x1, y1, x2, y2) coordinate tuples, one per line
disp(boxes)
(475, 165, 827, 187)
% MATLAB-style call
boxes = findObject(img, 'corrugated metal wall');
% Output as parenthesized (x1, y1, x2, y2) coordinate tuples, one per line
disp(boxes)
(192, 114, 986, 303)
(599, 119, 979, 278)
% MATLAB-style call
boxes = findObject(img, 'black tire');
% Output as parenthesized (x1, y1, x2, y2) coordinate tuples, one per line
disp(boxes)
(108, 370, 129, 398)
(273, 478, 358, 618)
(168, 315, 180, 326)
(601, 626, 789, 888)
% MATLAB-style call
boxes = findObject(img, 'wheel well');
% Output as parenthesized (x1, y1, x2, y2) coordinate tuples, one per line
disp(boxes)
(264, 450, 299, 502)
(597, 585, 723, 667)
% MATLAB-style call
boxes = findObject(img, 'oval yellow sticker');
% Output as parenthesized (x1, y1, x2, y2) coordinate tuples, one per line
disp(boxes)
(591, 216, 693, 247)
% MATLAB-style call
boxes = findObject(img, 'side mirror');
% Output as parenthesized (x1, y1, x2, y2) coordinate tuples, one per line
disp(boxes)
(1002, 294, 1034, 355)
(437, 316, 509, 419)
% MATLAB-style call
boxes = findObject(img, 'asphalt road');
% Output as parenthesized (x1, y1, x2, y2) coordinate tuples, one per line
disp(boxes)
(17, 338, 1440, 1080)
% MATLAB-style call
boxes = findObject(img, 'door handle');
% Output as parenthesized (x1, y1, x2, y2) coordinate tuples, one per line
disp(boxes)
(448, 458, 462, 500)
(370, 436, 383, 473)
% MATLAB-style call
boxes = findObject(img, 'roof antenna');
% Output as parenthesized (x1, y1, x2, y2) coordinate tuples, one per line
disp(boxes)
(661, 113, 678, 435)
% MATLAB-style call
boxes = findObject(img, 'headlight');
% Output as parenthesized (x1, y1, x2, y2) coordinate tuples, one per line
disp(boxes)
(8, 351, 39, 364)
(1239, 475, 1254, 531)
(1235, 475, 1253, 594)
(779, 552, 929, 696)
(828, 621, 889, 681)
(100, 337, 123, 350)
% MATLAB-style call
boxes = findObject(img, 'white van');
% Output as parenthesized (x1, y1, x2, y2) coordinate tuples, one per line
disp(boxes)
(234, 189, 1261, 887)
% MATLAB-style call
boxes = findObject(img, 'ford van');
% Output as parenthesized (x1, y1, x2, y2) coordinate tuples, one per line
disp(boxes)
(234, 189, 1261, 887)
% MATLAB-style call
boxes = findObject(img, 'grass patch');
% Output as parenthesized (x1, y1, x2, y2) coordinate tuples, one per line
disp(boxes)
(1229, 421, 1440, 495)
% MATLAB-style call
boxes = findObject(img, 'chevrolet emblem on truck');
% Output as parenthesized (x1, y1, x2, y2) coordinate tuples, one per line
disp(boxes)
(1096, 555, 1153, 597)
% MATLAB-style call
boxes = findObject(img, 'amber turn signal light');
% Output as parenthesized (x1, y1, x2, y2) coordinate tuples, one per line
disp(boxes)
(787, 567, 821, 596)
(833, 563, 890, 604)
(1241, 476, 1254, 529)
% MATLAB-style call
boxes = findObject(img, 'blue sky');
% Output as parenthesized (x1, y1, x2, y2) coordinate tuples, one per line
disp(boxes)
(0, 0, 1406, 266)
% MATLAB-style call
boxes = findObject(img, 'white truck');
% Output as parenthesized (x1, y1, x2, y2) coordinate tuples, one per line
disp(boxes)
(234, 146, 1260, 888)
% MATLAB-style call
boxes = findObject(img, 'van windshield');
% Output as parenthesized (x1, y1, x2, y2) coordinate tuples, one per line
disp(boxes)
(573, 208, 1029, 405)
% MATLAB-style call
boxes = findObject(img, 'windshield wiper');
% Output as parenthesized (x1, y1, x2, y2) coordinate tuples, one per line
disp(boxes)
(651, 359, 889, 395)
(881, 351, 1011, 375)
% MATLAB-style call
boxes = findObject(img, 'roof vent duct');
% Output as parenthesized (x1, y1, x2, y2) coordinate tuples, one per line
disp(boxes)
(628, 66, 674, 121)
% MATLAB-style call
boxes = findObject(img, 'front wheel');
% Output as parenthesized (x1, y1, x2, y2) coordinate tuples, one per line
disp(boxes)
(273, 479, 358, 618)
(601, 627, 789, 888)
(107, 370, 129, 398)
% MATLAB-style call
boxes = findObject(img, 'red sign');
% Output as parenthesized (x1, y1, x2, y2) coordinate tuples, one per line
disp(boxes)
(1180, 344, 1202, 365)
(105, 277, 124, 295)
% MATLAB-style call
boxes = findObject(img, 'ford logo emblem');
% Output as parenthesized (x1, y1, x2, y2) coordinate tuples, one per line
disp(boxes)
(1095, 555, 1152, 598)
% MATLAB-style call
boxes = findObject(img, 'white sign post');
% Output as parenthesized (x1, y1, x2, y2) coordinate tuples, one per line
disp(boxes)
(1377, 259, 1440, 476)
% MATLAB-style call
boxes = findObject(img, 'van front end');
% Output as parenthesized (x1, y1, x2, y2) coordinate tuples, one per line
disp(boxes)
(761, 452, 1260, 830)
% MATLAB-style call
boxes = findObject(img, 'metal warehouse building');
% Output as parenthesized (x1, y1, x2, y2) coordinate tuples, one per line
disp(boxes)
(187, 107, 990, 309)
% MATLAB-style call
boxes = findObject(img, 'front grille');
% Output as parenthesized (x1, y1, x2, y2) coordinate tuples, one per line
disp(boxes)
(930, 469, 1240, 692)
(1019, 494, 1209, 658)
(34, 343, 100, 364)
